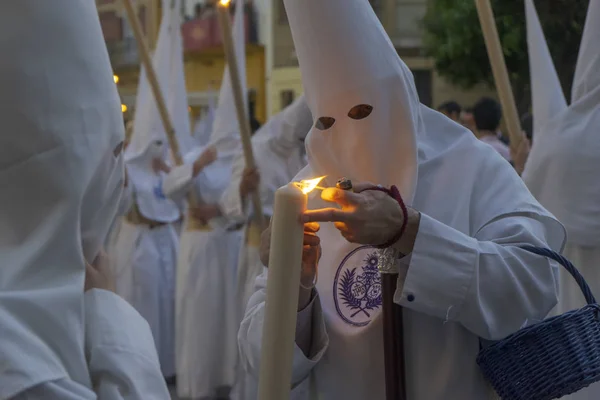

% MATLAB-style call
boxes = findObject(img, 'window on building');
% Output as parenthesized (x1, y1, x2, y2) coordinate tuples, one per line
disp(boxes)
(280, 90, 295, 109)
(411, 69, 433, 107)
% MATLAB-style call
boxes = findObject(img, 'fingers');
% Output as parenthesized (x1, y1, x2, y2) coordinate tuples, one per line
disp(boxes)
(321, 187, 362, 207)
(302, 208, 351, 223)
(304, 222, 320, 233)
(303, 232, 320, 247)
(351, 181, 378, 193)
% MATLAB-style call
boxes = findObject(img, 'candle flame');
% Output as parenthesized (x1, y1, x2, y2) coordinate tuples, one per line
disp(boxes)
(220, 0, 231, 6)
(297, 176, 326, 195)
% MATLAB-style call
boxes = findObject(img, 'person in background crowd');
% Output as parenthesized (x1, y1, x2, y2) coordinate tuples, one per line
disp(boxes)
(437, 100, 462, 122)
(460, 107, 477, 133)
(472, 97, 511, 162)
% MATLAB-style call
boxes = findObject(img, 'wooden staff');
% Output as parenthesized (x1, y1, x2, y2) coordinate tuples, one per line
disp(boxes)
(216, 0, 265, 231)
(122, 0, 183, 166)
(382, 273, 406, 400)
(474, 0, 524, 150)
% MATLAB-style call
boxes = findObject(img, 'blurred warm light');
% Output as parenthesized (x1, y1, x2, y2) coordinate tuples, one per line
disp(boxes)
(121, 104, 128, 113)
(188, 106, 192, 112)
(220, 0, 231, 6)
(113, 74, 120, 84)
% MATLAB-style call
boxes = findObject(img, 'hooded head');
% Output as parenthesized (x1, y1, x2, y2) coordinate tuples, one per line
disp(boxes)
(193, 95, 217, 146)
(572, 0, 600, 103)
(284, 0, 420, 201)
(0, 0, 123, 395)
(253, 95, 312, 155)
(124, 0, 191, 222)
(525, 0, 567, 138)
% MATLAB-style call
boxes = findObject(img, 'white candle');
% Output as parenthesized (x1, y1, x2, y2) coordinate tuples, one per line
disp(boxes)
(257, 176, 324, 400)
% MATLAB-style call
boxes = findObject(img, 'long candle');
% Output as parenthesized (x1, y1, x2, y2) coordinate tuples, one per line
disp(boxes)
(216, 0, 265, 231)
(257, 183, 307, 400)
(474, 0, 524, 151)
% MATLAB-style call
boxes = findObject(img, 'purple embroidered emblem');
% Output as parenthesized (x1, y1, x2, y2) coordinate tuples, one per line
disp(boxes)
(333, 245, 382, 327)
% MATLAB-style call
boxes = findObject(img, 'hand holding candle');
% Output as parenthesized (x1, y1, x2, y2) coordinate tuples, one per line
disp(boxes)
(257, 177, 323, 400)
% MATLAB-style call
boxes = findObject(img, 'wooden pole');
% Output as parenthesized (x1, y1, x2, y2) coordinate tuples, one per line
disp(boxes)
(122, 0, 183, 166)
(382, 274, 406, 400)
(216, 0, 265, 231)
(474, 0, 524, 150)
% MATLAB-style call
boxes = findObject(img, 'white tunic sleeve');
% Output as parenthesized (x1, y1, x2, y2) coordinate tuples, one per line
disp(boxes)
(12, 290, 170, 400)
(238, 270, 329, 387)
(162, 163, 194, 203)
(397, 212, 561, 341)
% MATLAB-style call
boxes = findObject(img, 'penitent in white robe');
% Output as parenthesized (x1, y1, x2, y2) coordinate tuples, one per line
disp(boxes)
(239, 109, 565, 400)
(164, 155, 242, 399)
(521, 4, 600, 398)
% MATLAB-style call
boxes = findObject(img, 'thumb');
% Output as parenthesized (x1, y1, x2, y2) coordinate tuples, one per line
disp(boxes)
(322, 187, 362, 207)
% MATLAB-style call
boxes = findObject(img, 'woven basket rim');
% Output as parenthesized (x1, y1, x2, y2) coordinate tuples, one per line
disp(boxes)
(478, 303, 600, 354)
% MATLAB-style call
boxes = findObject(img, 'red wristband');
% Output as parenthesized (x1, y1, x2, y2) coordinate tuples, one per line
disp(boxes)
(361, 185, 408, 249)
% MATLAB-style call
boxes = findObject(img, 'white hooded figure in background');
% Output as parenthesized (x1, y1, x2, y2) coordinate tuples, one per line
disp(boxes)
(0, 1, 169, 399)
(120, 0, 193, 379)
(221, 96, 312, 400)
(161, 0, 246, 397)
(238, 0, 565, 398)
(193, 94, 217, 147)
(523, 2, 600, 398)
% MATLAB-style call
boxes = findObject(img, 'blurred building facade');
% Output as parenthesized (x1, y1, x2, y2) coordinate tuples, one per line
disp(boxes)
(97, 0, 493, 123)
(267, 0, 494, 116)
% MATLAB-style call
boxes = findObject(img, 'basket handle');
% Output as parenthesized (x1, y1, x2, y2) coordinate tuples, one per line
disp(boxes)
(520, 245, 596, 305)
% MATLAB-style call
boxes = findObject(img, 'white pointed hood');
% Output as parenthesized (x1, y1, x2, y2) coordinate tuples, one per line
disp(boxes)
(572, 0, 600, 102)
(523, 0, 600, 246)
(125, 0, 191, 222)
(253, 95, 312, 156)
(193, 95, 217, 146)
(285, 0, 419, 199)
(525, 0, 567, 136)
(207, 0, 247, 158)
(0, 1, 124, 396)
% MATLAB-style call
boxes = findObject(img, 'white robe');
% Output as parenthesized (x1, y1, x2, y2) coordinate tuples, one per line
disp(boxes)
(239, 136, 565, 400)
(129, 221, 178, 379)
(12, 289, 170, 399)
(164, 159, 242, 399)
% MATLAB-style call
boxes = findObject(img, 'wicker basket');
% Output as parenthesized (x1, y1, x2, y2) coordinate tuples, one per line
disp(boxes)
(477, 246, 600, 400)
